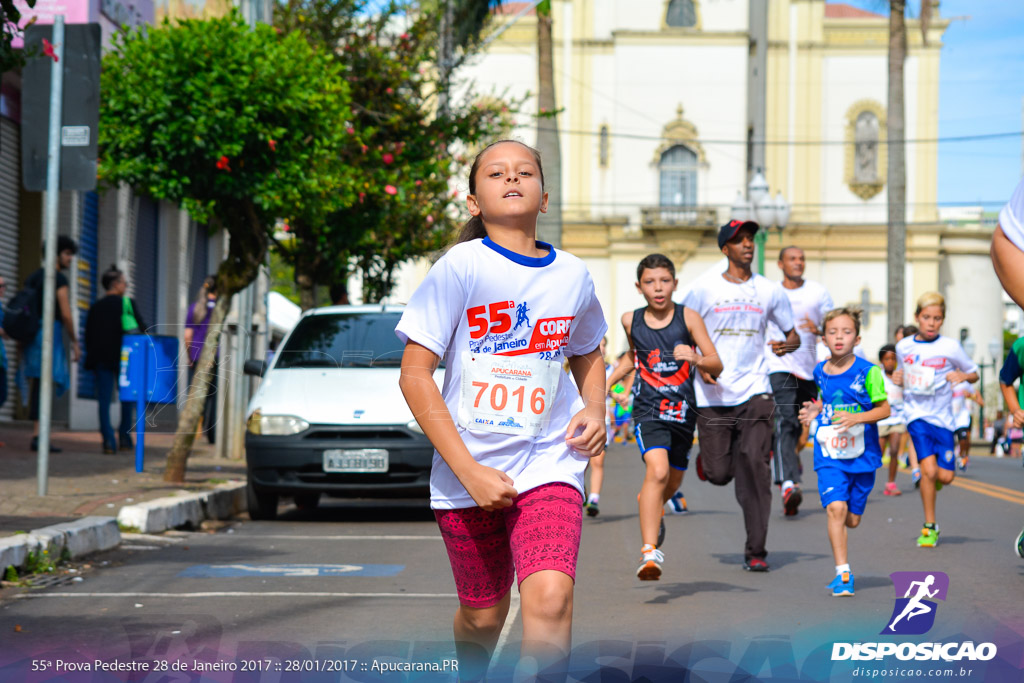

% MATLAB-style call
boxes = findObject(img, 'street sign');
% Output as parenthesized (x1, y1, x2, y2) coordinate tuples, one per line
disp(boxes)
(21, 23, 101, 191)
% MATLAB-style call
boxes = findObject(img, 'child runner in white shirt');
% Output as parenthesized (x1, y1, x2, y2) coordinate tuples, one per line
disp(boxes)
(397, 140, 607, 679)
(799, 308, 890, 596)
(877, 344, 908, 496)
(894, 292, 979, 548)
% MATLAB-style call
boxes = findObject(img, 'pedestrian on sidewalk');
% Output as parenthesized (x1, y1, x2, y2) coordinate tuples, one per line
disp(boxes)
(184, 276, 219, 444)
(84, 265, 148, 453)
(765, 246, 834, 517)
(23, 236, 80, 453)
(683, 220, 799, 573)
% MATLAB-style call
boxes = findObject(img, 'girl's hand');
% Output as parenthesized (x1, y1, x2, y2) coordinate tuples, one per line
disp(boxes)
(831, 410, 861, 432)
(673, 343, 699, 365)
(892, 370, 904, 386)
(1013, 409, 1024, 429)
(946, 370, 968, 385)
(698, 367, 718, 385)
(798, 399, 822, 426)
(462, 465, 518, 511)
(566, 412, 606, 458)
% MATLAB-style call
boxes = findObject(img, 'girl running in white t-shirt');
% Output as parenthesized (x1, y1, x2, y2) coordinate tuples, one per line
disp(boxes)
(894, 292, 978, 548)
(397, 140, 608, 679)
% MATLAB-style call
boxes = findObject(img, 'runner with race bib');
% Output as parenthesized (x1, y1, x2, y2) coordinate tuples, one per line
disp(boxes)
(893, 292, 979, 549)
(799, 308, 890, 597)
(397, 140, 607, 679)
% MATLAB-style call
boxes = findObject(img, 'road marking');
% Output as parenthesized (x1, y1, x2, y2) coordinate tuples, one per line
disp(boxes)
(178, 564, 404, 578)
(232, 535, 442, 541)
(15, 591, 456, 599)
(949, 477, 1024, 499)
(490, 588, 521, 672)
(948, 478, 1024, 505)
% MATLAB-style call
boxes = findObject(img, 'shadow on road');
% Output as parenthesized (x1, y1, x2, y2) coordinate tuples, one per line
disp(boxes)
(644, 580, 756, 604)
(710, 550, 829, 571)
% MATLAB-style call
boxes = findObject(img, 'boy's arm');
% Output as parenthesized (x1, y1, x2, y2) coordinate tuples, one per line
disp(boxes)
(684, 307, 723, 381)
(568, 346, 611, 458)
(606, 312, 635, 389)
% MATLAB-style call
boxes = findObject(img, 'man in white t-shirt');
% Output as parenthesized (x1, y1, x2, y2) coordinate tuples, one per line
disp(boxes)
(765, 246, 833, 516)
(684, 220, 798, 572)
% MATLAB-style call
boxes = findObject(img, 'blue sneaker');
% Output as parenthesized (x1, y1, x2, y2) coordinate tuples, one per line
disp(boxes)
(828, 571, 855, 597)
(666, 491, 688, 515)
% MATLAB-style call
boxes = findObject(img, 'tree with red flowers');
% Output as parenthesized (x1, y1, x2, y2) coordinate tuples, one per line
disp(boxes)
(274, 0, 518, 306)
(99, 12, 356, 481)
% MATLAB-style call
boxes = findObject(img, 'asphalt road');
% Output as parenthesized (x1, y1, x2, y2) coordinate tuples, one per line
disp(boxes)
(2, 444, 1022, 682)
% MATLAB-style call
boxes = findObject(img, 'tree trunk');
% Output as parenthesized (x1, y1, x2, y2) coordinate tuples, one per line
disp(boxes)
(296, 270, 317, 311)
(436, 0, 455, 120)
(886, 0, 907, 338)
(164, 205, 268, 482)
(535, 5, 562, 248)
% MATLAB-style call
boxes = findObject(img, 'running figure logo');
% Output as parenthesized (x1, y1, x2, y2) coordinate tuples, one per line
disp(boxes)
(882, 571, 950, 635)
(514, 302, 531, 331)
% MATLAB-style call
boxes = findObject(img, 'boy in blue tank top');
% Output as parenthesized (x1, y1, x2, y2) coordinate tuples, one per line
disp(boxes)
(799, 308, 890, 597)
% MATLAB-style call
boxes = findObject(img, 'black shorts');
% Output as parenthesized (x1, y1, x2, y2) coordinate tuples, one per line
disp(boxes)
(635, 419, 696, 471)
(954, 427, 971, 442)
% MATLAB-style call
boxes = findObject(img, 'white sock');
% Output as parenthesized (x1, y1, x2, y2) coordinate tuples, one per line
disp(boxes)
(588, 493, 599, 504)
(836, 563, 851, 576)
(782, 480, 794, 491)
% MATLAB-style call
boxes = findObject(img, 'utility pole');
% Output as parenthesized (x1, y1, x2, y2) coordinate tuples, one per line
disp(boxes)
(887, 1, 907, 338)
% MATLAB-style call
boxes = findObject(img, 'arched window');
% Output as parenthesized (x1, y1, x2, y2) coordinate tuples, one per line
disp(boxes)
(853, 111, 879, 183)
(659, 145, 698, 207)
(666, 0, 697, 28)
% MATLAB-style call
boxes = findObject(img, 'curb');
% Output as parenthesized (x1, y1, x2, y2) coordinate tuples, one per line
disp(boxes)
(1, 517, 122, 573)
(116, 483, 247, 534)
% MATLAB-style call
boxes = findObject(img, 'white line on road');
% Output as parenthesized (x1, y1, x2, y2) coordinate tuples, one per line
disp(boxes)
(490, 588, 521, 670)
(14, 591, 457, 599)
(231, 535, 442, 541)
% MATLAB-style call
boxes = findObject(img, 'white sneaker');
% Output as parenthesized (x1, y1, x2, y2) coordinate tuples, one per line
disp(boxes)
(637, 546, 664, 581)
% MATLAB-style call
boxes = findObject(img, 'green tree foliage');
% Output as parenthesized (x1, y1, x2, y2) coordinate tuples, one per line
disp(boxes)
(1, 0, 35, 73)
(99, 12, 355, 480)
(274, 0, 518, 305)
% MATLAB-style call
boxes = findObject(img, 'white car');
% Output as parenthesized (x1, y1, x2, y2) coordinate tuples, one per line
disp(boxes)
(243, 304, 442, 520)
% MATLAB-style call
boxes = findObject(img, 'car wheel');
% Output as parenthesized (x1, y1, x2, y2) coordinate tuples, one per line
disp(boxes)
(246, 478, 279, 521)
(293, 493, 320, 511)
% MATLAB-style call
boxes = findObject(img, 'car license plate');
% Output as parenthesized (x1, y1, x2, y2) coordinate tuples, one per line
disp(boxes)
(323, 448, 388, 473)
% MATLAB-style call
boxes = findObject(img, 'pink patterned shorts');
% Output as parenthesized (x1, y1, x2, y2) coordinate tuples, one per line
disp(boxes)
(434, 483, 583, 609)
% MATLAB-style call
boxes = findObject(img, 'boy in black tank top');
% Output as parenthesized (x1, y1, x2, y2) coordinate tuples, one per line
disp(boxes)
(608, 254, 723, 581)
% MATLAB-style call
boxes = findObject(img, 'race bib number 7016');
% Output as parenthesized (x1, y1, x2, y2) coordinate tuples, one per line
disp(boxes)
(458, 352, 562, 437)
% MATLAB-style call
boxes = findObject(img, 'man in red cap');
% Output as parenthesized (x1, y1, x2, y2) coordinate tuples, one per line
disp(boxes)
(683, 220, 799, 572)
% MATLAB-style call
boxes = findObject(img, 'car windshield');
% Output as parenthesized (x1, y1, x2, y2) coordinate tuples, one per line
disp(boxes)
(273, 312, 406, 369)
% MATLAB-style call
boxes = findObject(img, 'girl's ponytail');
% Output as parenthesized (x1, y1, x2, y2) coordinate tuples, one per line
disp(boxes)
(457, 215, 487, 244)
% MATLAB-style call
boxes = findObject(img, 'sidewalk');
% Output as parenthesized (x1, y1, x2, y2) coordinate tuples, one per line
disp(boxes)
(0, 423, 246, 538)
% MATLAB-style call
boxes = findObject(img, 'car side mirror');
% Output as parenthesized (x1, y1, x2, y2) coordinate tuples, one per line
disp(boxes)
(244, 359, 268, 377)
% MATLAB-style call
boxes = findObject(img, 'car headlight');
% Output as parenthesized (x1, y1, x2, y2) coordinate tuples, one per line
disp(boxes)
(247, 409, 310, 436)
(406, 419, 424, 434)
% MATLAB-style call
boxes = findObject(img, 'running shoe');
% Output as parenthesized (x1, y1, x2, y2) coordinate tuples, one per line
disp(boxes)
(899, 453, 910, 469)
(882, 453, 891, 466)
(637, 546, 664, 581)
(1015, 526, 1024, 559)
(958, 456, 969, 472)
(917, 525, 940, 548)
(743, 558, 770, 572)
(883, 482, 902, 496)
(782, 484, 802, 516)
(828, 571, 855, 597)
(912, 468, 922, 488)
(695, 451, 707, 481)
(666, 491, 688, 515)
(657, 518, 666, 548)
(584, 501, 600, 517)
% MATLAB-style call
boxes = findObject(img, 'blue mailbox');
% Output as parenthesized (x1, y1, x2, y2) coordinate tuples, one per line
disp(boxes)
(119, 335, 179, 472)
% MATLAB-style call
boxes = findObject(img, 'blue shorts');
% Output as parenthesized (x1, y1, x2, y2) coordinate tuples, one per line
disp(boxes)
(817, 467, 875, 515)
(907, 419, 956, 472)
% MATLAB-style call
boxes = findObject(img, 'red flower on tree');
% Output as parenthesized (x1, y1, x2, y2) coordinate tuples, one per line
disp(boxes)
(268, 139, 277, 151)
(384, 185, 398, 196)
(42, 39, 59, 62)
(216, 155, 231, 171)
(382, 153, 394, 165)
